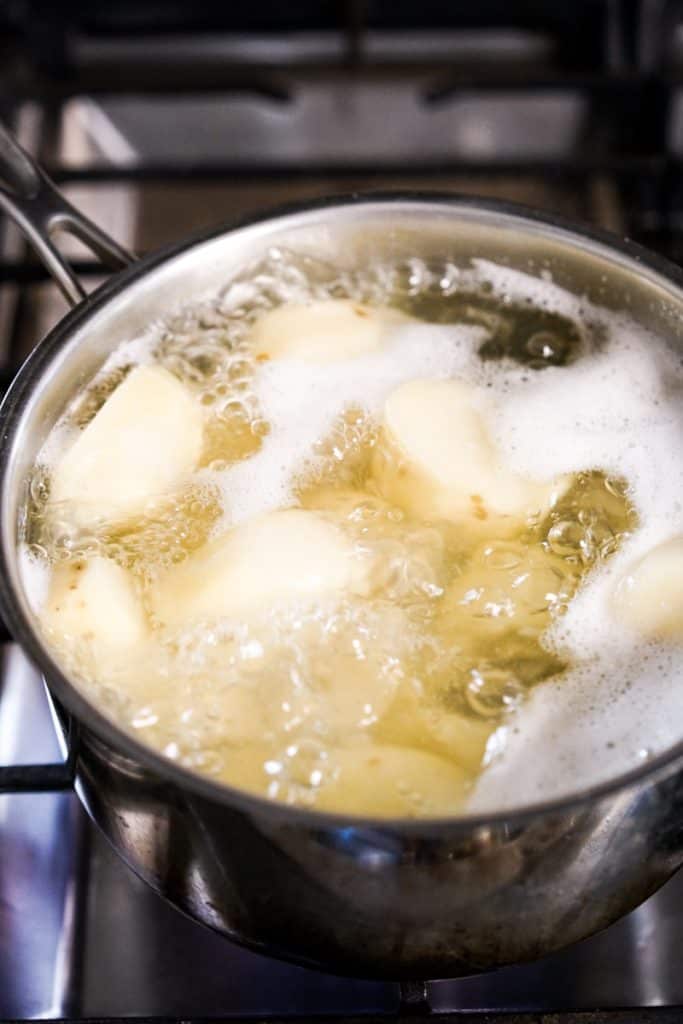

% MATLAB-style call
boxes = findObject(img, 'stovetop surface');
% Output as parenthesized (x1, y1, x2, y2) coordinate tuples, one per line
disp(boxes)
(2, 3, 683, 1019)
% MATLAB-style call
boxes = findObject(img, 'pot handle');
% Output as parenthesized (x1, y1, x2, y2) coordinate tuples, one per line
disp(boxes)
(0, 121, 134, 307)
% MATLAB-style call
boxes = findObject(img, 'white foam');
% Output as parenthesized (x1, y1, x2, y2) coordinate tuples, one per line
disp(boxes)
(18, 546, 49, 615)
(460, 267, 683, 809)
(211, 323, 484, 528)
(469, 635, 682, 811)
(466, 259, 593, 324)
(481, 316, 683, 674)
(213, 260, 683, 810)
(103, 329, 159, 370)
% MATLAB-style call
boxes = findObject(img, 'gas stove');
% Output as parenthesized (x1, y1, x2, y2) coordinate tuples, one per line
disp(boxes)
(2, 2, 683, 1019)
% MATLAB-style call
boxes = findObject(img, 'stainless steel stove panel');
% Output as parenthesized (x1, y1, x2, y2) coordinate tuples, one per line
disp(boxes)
(0, 648, 83, 1018)
(60, 87, 586, 167)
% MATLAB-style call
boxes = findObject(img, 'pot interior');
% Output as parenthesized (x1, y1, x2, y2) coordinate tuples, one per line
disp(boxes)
(2, 195, 683, 810)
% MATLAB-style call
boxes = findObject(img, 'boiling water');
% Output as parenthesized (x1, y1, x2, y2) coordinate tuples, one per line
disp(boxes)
(22, 248, 683, 817)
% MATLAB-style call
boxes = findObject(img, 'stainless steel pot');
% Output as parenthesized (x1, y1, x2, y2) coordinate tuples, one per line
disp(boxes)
(1, 124, 683, 980)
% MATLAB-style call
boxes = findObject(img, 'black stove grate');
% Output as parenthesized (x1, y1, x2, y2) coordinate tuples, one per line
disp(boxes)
(20, 1013, 683, 1024)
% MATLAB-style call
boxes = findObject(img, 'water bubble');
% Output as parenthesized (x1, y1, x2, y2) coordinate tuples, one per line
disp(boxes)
(182, 749, 224, 775)
(547, 519, 586, 558)
(482, 542, 523, 571)
(465, 666, 524, 719)
(270, 737, 338, 798)
(132, 708, 159, 729)
(605, 475, 628, 498)
(524, 330, 570, 364)
(390, 258, 429, 296)
(29, 467, 50, 506)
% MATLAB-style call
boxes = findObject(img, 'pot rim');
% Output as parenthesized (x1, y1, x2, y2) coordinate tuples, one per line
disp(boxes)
(1, 189, 682, 832)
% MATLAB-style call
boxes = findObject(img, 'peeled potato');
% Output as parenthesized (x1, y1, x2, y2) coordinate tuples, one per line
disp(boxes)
(612, 538, 683, 640)
(313, 743, 470, 817)
(374, 378, 565, 532)
(44, 556, 147, 661)
(216, 685, 265, 744)
(250, 299, 410, 363)
(149, 508, 370, 629)
(375, 680, 492, 773)
(50, 366, 204, 527)
(216, 741, 468, 815)
(216, 742, 275, 797)
(303, 605, 410, 732)
(187, 599, 409, 737)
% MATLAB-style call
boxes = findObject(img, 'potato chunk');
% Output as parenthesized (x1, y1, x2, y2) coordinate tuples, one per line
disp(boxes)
(50, 366, 204, 526)
(375, 680, 493, 773)
(149, 508, 370, 629)
(612, 538, 683, 640)
(250, 299, 409, 363)
(313, 744, 469, 817)
(44, 556, 147, 660)
(375, 378, 565, 532)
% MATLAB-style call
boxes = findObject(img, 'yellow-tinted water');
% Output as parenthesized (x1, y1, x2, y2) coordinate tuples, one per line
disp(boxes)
(26, 251, 638, 818)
